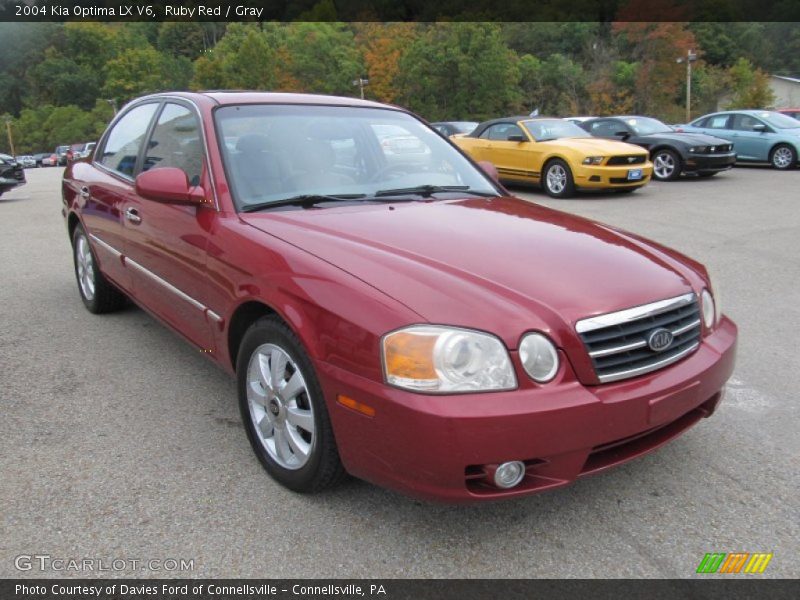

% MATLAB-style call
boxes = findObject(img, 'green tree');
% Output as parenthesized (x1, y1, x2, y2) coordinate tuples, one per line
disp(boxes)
(191, 23, 278, 90)
(158, 22, 207, 59)
(280, 23, 364, 95)
(28, 49, 101, 110)
(725, 58, 775, 109)
(396, 23, 520, 121)
(103, 47, 190, 103)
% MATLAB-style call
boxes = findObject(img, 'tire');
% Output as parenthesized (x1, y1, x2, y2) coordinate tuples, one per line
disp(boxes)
(237, 316, 345, 493)
(769, 144, 796, 170)
(72, 224, 127, 314)
(651, 149, 682, 181)
(542, 159, 575, 198)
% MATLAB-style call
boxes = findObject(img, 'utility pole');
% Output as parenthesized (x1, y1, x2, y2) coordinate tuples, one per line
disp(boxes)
(352, 75, 369, 100)
(106, 98, 118, 116)
(4, 116, 15, 157)
(677, 49, 697, 123)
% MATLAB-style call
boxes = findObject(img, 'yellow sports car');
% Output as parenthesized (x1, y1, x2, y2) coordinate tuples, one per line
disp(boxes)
(453, 116, 653, 198)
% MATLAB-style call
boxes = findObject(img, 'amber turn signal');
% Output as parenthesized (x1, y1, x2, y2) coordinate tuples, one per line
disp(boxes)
(337, 394, 376, 417)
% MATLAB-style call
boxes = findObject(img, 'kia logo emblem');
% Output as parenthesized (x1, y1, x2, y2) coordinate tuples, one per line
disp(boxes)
(647, 328, 674, 352)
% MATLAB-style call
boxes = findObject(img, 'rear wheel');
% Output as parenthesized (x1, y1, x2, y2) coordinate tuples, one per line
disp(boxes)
(238, 316, 345, 493)
(770, 144, 796, 170)
(72, 224, 126, 314)
(652, 149, 682, 181)
(543, 159, 575, 198)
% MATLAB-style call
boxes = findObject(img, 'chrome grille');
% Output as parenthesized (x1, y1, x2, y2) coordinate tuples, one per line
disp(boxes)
(576, 293, 701, 384)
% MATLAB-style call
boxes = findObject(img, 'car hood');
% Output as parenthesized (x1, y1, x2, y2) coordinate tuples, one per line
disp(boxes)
(240, 197, 699, 349)
(540, 137, 646, 156)
(640, 132, 732, 146)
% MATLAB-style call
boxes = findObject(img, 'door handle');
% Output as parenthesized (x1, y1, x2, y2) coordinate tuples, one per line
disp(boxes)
(125, 207, 141, 224)
(80, 186, 90, 199)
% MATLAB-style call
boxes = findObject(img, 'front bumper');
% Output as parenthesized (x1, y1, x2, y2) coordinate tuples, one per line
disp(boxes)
(318, 316, 736, 503)
(684, 152, 736, 174)
(573, 163, 654, 189)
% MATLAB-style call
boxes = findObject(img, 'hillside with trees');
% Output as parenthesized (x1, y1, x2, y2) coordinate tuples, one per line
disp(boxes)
(1, 21, 794, 154)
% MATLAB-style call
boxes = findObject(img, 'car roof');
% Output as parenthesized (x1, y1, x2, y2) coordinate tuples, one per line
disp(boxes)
(469, 115, 560, 137)
(132, 90, 394, 111)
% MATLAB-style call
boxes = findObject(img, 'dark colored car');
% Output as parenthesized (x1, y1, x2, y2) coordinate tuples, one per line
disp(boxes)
(33, 153, 51, 167)
(431, 121, 479, 137)
(580, 116, 736, 181)
(62, 92, 736, 503)
(0, 153, 26, 197)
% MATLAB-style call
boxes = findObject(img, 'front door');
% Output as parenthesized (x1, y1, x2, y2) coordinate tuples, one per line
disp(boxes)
(122, 101, 217, 352)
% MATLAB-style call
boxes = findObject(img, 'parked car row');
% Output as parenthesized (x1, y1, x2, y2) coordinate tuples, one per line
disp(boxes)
(62, 91, 737, 502)
(434, 109, 798, 197)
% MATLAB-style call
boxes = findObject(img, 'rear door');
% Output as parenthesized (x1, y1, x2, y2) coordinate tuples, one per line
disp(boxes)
(122, 100, 217, 352)
(84, 102, 160, 291)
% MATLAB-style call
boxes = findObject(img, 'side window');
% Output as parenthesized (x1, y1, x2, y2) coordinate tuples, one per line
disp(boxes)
(143, 103, 204, 186)
(481, 124, 524, 141)
(98, 103, 158, 178)
(590, 120, 623, 137)
(731, 114, 764, 132)
(706, 115, 731, 129)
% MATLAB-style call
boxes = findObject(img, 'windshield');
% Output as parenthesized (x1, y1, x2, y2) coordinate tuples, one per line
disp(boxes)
(754, 111, 800, 129)
(622, 116, 672, 135)
(521, 119, 591, 141)
(451, 121, 478, 133)
(214, 104, 497, 210)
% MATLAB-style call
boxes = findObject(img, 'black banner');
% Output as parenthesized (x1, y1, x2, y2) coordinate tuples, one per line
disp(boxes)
(1, 0, 800, 22)
(2, 580, 800, 600)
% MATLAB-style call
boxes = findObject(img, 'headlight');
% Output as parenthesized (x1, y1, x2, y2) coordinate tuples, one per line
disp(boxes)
(689, 146, 708, 153)
(519, 333, 559, 382)
(701, 269, 722, 330)
(382, 326, 516, 393)
(582, 156, 604, 165)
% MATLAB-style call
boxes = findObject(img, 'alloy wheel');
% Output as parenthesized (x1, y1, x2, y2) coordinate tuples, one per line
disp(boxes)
(246, 343, 315, 470)
(773, 147, 793, 169)
(75, 234, 95, 301)
(546, 164, 567, 194)
(653, 152, 676, 179)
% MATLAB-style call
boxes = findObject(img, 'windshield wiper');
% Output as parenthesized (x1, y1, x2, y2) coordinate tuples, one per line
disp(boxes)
(241, 193, 368, 213)
(374, 185, 498, 198)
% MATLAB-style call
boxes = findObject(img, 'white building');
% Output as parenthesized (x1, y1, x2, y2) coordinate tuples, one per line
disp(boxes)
(769, 75, 800, 108)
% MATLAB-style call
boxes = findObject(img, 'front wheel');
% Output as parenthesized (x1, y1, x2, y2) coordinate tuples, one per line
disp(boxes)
(770, 144, 796, 170)
(652, 149, 682, 181)
(543, 159, 575, 198)
(237, 316, 345, 493)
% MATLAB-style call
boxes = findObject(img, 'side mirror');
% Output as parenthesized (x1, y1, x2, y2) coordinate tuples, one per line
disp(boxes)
(477, 160, 500, 182)
(614, 131, 630, 140)
(507, 134, 527, 143)
(135, 167, 205, 205)
(752, 124, 767, 133)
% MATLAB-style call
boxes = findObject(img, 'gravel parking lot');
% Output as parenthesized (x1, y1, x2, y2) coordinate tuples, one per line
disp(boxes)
(1, 166, 798, 578)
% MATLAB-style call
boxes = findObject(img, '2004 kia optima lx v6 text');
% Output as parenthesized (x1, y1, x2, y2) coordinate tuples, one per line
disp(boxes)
(62, 92, 737, 503)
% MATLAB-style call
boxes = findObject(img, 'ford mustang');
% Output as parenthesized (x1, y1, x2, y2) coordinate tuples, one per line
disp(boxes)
(62, 92, 736, 503)
(579, 116, 736, 181)
(453, 116, 653, 198)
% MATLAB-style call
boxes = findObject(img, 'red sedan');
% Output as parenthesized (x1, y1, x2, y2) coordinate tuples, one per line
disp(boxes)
(62, 92, 737, 503)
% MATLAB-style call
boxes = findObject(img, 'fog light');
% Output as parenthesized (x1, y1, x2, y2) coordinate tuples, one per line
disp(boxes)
(493, 461, 526, 489)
